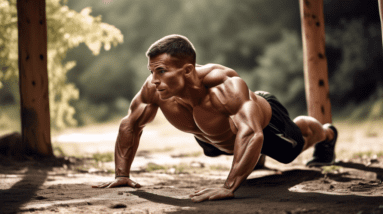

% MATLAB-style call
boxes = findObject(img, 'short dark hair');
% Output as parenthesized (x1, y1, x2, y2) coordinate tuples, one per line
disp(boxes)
(146, 34, 196, 66)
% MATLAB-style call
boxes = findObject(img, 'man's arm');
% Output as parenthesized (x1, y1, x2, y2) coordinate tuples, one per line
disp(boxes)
(115, 92, 158, 177)
(190, 77, 266, 202)
(93, 80, 159, 188)
(224, 101, 264, 191)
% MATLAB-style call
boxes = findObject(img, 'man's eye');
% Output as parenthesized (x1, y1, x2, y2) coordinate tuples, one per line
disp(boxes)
(160, 70, 166, 74)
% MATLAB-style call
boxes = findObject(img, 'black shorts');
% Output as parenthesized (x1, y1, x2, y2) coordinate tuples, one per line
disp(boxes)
(195, 92, 304, 164)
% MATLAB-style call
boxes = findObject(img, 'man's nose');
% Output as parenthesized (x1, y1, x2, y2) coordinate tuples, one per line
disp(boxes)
(151, 74, 160, 85)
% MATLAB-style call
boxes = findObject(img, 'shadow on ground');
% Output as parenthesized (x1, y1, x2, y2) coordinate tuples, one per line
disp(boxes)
(0, 157, 75, 214)
(130, 169, 383, 214)
(335, 161, 383, 180)
(1, 159, 383, 214)
(0, 166, 49, 213)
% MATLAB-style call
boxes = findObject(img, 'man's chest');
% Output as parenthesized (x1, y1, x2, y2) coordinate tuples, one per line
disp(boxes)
(159, 96, 232, 137)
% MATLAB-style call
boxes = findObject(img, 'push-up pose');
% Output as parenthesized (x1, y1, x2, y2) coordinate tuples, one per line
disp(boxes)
(93, 34, 338, 202)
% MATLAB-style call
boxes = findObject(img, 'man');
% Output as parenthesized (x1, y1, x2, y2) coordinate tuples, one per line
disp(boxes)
(93, 34, 338, 202)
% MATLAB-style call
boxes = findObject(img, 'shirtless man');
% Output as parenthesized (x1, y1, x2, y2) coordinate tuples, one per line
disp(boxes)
(93, 34, 338, 202)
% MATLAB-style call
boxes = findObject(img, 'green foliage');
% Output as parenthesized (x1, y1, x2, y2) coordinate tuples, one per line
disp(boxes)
(321, 165, 343, 174)
(145, 162, 190, 174)
(182, 151, 202, 158)
(53, 145, 67, 157)
(171, 163, 189, 174)
(63, 0, 304, 122)
(251, 30, 305, 116)
(92, 152, 114, 163)
(146, 162, 167, 172)
(0, 0, 123, 129)
(326, 19, 383, 106)
(352, 151, 375, 159)
(2, 0, 382, 126)
(209, 164, 230, 171)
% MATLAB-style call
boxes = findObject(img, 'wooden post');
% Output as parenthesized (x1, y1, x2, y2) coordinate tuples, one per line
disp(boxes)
(379, 0, 383, 46)
(299, 0, 332, 124)
(17, 0, 53, 156)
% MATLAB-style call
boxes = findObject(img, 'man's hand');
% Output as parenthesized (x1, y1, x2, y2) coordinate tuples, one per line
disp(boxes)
(92, 177, 141, 188)
(189, 187, 234, 203)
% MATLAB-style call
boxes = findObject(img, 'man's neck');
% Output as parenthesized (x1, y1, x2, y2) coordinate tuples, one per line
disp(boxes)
(176, 70, 206, 108)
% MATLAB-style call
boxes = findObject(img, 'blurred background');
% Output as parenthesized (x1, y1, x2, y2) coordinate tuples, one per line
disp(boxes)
(1, 0, 383, 136)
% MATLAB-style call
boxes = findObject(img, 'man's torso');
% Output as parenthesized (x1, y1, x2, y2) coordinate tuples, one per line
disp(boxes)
(150, 64, 272, 153)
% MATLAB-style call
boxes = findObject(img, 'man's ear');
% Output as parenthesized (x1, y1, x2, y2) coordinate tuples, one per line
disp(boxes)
(184, 63, 194, 75)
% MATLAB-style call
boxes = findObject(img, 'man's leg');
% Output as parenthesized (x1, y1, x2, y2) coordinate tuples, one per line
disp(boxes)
(293, 116, 337, 166)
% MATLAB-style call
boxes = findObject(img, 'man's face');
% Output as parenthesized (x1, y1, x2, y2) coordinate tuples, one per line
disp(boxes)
(148, 53, 186, 99)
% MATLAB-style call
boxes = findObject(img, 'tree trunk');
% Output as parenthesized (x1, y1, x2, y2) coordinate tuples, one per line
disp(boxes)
(299, 0, 332, 124)
(379, 0, 383, 46)
(17, 0, 53, 157)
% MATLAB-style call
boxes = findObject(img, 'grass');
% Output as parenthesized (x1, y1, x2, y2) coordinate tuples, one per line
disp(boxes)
(146, 162, 167, 171)
(145, 162, 190, 173)
(170, 163, 189, 174)
(351, 150, 383, 159)
(145, 162, 206, 174)
(209, 164, 230, 171)
(171, 151, 203, 158)
(321, 165, 343, 174)
(150, 147, 174, 153)
(184, 151, 202, 157)
(53, 146, 67, 157)
(92, 152, 114, 163)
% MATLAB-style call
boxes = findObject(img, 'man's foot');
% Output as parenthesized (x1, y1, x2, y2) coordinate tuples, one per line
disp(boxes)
(306, 124, 338, 167)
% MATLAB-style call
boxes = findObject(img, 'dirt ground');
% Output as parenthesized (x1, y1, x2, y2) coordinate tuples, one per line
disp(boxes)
(1, 115, 383, 214)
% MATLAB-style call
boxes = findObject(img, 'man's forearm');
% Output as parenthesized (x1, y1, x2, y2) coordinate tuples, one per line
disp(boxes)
(224, 133, 263, 192)
(114, 127, 142, 177)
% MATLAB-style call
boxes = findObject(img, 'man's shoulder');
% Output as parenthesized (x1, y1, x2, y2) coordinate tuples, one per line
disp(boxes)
(197, 64, 239, 87)
(209, 77, 251, 115)
(139, 76, 159, 104)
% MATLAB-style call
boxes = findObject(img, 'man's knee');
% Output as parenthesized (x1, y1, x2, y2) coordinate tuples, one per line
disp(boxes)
(294, 116, 326, 143)
(293, 116, 311, 137)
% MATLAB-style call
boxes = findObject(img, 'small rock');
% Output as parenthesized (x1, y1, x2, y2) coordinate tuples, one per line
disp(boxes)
(168, 168, 176, 174)
(109, 203, 127, 209)
(35, 195, 47, 200)
(190, 161, 205, 168)
(118, 191, 124, 195)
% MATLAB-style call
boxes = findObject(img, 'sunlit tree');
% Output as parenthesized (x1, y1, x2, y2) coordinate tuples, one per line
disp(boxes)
(0, 0, 123, 129)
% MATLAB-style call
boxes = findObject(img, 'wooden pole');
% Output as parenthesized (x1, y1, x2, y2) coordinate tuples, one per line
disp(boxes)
(299, 0, 332, 124)
(17, 0, 53, 156)
(379, 0, 383, 46)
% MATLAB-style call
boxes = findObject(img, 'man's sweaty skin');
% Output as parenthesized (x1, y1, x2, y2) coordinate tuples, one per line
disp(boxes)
(93, 53, 273, 202)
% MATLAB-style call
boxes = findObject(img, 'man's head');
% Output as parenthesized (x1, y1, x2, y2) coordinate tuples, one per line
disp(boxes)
(146, 34, 196, 67)
(146, 35, 198, 100)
